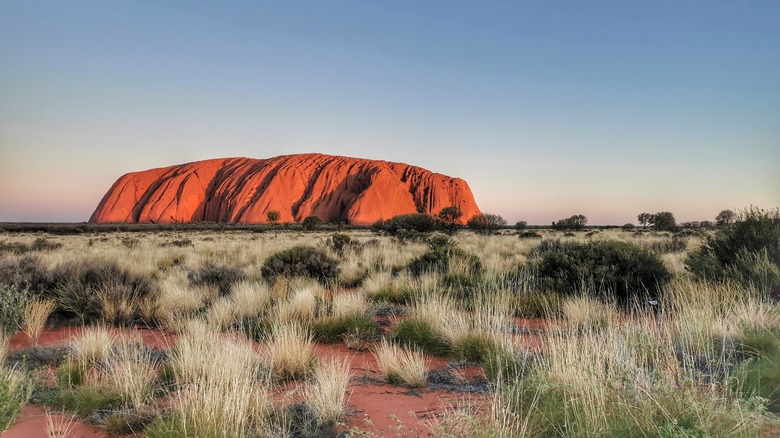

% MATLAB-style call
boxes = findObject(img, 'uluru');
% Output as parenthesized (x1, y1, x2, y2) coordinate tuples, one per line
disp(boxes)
(89, 153, 482, 226)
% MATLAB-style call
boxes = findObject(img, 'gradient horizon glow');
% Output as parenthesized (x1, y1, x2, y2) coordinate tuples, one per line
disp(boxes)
(1, 1, 778, 225)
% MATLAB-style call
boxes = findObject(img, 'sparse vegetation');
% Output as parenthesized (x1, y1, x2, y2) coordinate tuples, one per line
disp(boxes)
(0, 223, 778, 435)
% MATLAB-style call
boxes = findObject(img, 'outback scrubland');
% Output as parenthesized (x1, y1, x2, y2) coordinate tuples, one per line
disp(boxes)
(1, 208, 779, 437)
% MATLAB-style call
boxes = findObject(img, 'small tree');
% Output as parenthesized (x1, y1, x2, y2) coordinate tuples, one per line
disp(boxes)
(468, 213, 507, 235)
(652, 212, 677, 231)
(438, 206, 462, 236)
(267, 210, 281, 238)
(552, 215, 587, 231)
(637, 213, 653, 228)
(302, 215, 322, 231)
(515, 221, 528, 230)
(716, 209, 737, 227)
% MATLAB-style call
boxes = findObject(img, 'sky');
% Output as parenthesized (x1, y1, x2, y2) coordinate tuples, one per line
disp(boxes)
(1, 1, 778, 225)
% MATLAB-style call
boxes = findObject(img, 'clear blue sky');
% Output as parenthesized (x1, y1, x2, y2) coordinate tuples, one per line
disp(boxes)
(1, 1, 778, 224)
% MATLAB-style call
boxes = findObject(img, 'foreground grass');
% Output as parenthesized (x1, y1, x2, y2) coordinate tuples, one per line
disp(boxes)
(0, 228, 778, 436)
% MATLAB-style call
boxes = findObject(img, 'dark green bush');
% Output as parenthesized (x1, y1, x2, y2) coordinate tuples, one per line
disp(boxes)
(392, 318, 450, 356)
(326, 233, 361, 257)
(187, 262, 245, 296)
(50, 260, 158, 324)
(517, 231, 542, 239)
(302, 215, 322, 230)
(261, 246, 340, 283)
(375, 214, 437, 236)
(0, 255, 56, 297)
(532, 240, 670, 302)
(686, 207, 780, 290)
(407, 247, 482, 279)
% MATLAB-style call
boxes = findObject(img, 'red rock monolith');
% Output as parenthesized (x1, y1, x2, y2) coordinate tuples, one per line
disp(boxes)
(89, 154, 481, 225)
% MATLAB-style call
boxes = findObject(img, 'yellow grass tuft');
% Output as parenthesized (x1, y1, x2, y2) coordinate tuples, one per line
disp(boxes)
(263, 322, 315, 381)
(23, 298, 56, 346)
(331, 291, 369, 319)
(230, 280, 272, 319)
(373, 339, 428, 387)
(306, 357, 352, 424)
(71, 325, 114, 364)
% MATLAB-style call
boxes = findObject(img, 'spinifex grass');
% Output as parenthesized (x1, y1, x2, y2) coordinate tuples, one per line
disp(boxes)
(23, 298, 55, 346)
(373, 339, 428, 387)
(305, 357, 352, 424)
(263, 322, 315, 381)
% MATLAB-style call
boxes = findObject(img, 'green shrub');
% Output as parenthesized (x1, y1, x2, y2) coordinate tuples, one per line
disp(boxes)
(261, 246, 340, 283)
(49, 259, 158, 324)
(450, 333, 498, 363)
(326, 233, 360, 257)
(311, 315, 378, 343)
(736, 328, 780, 359)
(0, 255, 55, 298)
(531, 240, 670, 302)
(735, 349, 780, 412)
(407, 247, 482, 278)
(517, 231, 542, 239)
(0, 285, 29, 334)
(56, 361, 86, 388)
(52, 385, 123, 417)
(686, 206, 780, 290)
(392, 318, 450, 356)
(302, 215, 322, 230)
(0, 367, 31, 432)
(374, 214, 437, 237)
(188, 262, 246, 296)
(140, 415, 186, 438)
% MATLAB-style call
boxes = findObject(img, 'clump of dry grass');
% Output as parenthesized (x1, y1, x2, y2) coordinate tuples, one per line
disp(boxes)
(44, 410, 76, 438)
(164, 319, 271, 436)
(274, 286, 318, 323)
(23, 298, 55, 346)
(230, 280, 272, 319)
(306, 357, 352, 424)
(206, 296, 236, 331)
(331, 291, 369, 319)
(71, 325, 114, 364)
(263, 322, 315, 381)
(155, 278, 208, 330)
(373, 339, 428, 387)
(102, 345, 158, 409)
(561, 296, 617, 330)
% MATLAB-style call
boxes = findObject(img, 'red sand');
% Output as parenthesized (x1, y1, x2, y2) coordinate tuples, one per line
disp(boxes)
(9, 326, 177, 351)
(5, 328, 488, 437)
(3, 405, 104, 438)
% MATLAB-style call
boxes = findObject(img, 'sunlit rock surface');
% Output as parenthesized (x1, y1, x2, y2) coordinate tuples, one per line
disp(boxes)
(90, 154, 482, 225)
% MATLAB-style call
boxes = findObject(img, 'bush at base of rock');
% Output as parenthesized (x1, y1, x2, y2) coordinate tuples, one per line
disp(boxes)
(261, 246, 340, 283)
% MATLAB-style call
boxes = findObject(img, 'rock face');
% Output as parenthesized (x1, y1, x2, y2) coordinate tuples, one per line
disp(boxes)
(89, 154, 482, 226)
